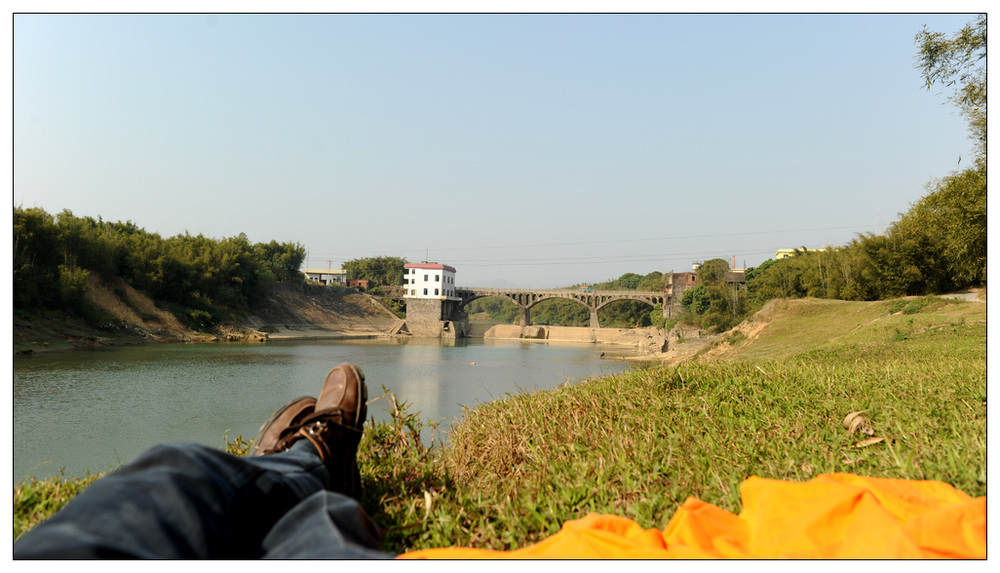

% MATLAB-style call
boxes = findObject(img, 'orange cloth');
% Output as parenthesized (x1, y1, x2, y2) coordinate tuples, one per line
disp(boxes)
(400, 473, 985, 559)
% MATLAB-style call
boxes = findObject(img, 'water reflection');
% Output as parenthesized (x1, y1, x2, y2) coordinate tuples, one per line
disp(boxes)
(14, 339, 629, 480)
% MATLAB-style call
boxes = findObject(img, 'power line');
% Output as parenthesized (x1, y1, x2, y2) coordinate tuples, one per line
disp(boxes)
(427, 224, 879, 253)
(307, 223, 878, 261)
(450, 250, 782, 267)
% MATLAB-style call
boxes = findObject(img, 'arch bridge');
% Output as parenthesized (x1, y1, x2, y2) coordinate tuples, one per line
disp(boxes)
(455, 287, 670, 328)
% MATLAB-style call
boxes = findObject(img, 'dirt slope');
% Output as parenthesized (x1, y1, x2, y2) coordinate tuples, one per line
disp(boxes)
(13, 278, 400, 353)
(238, 282, 398, 339)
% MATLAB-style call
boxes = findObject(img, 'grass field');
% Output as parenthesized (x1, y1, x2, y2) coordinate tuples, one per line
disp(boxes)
(14, 295, 987, 555)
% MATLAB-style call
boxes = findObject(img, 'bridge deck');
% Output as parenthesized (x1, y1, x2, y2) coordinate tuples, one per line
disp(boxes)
(455, 287, 669, 312)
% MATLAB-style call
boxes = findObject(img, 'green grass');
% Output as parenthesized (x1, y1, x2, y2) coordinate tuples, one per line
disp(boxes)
(14, 296, 987, 556)
(13, 472, 104, 539)
(354, 296, 985, 553)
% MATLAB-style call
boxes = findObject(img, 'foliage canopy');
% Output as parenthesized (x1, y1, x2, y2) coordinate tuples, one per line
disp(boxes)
(342, 256, 408, 287)
(13, 207, 306, 328)
(915, 14, 986, 157)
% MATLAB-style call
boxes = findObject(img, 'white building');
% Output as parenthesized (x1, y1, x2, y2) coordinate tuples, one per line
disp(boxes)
(302, 268, 347, 285)
(403, 262, 460, 300)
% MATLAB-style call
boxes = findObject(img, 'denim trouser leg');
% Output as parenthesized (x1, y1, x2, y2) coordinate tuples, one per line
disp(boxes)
(13, 441, 389, 559)
(260, 490, 392, 558)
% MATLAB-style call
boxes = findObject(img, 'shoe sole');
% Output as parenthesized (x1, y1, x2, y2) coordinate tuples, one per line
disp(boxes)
(251, 396, 315, 456)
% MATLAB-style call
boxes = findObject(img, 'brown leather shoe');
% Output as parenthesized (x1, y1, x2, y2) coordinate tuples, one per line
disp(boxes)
(251, 396, 316, 456)
(271, 363, 368, 498)
(313, 362, 367, 431)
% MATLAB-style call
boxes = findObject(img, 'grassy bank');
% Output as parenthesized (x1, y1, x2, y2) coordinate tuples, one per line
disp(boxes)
(14, 296, 987, 555)
(356, 295, 986, 552)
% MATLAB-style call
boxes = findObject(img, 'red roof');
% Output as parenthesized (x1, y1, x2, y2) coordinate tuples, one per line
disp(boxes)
(404, 262, 456, 273)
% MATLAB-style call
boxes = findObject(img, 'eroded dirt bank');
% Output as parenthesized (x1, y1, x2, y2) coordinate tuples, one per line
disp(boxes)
(13, 278, 401, 353)
(239, 283, 400, 340)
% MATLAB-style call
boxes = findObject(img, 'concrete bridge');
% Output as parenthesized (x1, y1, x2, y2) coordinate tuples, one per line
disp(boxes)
(455, 287, 670, 328)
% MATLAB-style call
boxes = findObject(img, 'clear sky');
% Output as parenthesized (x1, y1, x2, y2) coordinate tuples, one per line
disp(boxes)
(13, 11, 978, 288)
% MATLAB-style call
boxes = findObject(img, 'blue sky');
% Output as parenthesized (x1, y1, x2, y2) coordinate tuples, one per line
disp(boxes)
(13, 12, 978, 288)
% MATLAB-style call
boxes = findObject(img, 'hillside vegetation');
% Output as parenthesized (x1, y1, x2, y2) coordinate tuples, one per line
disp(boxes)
(13, 206, 307, 332)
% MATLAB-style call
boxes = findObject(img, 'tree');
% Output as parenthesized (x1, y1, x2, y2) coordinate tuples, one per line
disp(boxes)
(465, 297, 520, 323)
(896, 164, 986, 287)
(613, 273, 643, 290)
(13, 207, 60, 309)
(590, 271, 665, 292)
(343, 257, 407, 287)
(916, 14, 986, 157)
(696, 259, 730, 287)
(532, 299, 590, 326)
(681, 285, 709, 315)
(12, 206, 310, 325)
(254, 240, 307, 283)
(636, 271, 666, 292)
(598, 300, 655, 328)
(648, 304, 666, 328)
(679, 260, 745, 331)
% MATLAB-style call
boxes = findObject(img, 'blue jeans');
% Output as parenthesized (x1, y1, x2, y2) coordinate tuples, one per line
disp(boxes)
(13, 441, 392, 559)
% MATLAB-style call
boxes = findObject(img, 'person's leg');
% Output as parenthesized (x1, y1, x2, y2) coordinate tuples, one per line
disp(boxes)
(13, 440, 332, 558)
(15, 363, 386, 559)
(261, 490, 391, 559)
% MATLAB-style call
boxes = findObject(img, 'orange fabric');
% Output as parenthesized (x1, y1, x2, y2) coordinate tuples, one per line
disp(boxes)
(400, 473, 985, 559)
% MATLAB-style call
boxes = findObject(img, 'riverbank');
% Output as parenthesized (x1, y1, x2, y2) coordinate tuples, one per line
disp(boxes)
(363, 293, 987, 553)
(482, 323, 668, 353)
(16, 273, 984, 367)
(13, 278, 400, 354)
(13, 273, 677, 357)
(15, 294, 987, 551)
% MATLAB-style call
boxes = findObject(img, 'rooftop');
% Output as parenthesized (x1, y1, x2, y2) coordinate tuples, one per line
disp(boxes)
(404, 262, 457, 273)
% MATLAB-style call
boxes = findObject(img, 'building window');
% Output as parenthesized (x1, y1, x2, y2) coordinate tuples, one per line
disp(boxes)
(424, 275, 428, 281)
(423, 288, 428, 295)
(434, 288, 439, 295)
(435, 275, 440, 282)
(411, 289, 415, 295)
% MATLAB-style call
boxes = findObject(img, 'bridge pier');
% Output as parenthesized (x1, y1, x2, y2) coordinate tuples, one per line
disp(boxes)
(520, 307, 530, 327)
(404, 298, 469, 338)
(590, 310, 600, 328)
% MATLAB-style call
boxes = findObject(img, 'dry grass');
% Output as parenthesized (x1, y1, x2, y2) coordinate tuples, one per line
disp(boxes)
(82, 273, 193, 337)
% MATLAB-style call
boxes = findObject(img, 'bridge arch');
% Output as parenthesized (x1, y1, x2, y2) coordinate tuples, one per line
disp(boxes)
(456, 288, 669, 328)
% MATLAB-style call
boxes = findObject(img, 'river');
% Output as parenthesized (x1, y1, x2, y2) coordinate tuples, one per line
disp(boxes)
(13, 337, 631, 481)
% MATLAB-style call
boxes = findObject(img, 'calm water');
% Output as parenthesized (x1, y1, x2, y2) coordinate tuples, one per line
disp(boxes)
(14, 338, 630, 481)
